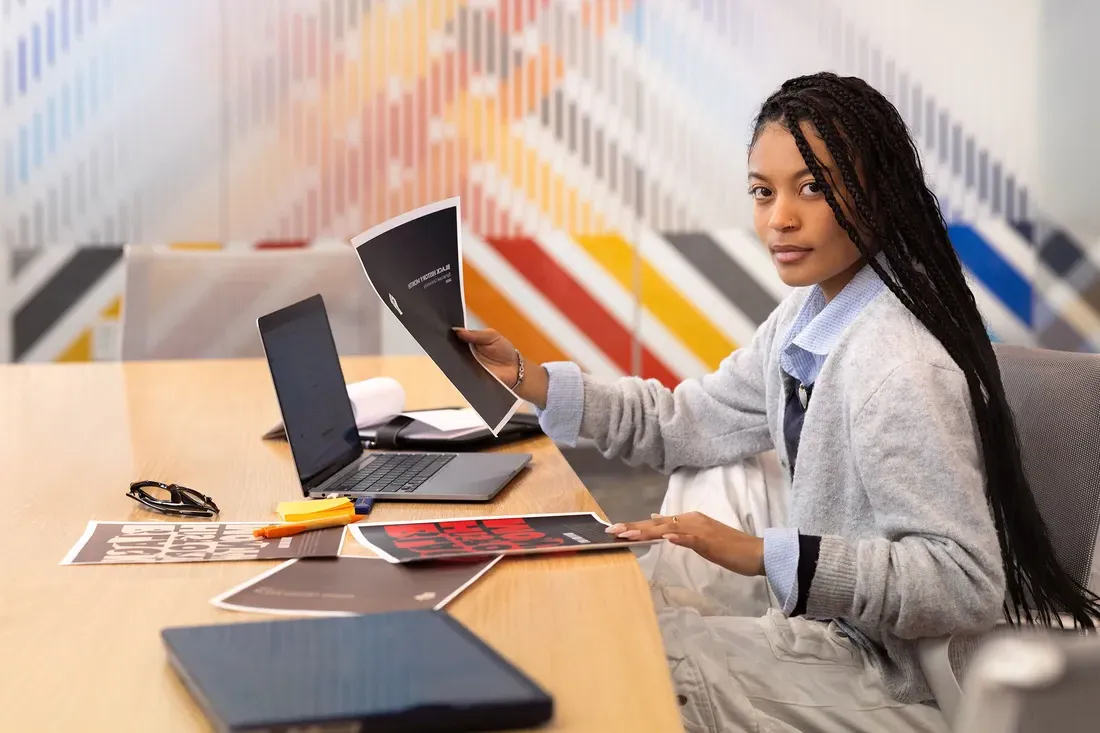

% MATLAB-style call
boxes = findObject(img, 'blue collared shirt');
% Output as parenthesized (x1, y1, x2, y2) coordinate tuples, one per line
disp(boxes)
(764, 260, 886, 613)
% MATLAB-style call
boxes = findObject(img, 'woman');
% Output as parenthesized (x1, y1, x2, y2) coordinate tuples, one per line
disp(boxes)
(458, 72, 1100, 731)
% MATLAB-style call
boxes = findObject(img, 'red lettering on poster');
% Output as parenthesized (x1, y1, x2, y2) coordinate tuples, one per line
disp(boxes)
(382, 518, 567, 559)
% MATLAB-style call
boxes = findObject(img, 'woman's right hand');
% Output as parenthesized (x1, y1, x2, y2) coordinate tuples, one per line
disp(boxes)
(453, 327, 549, 408)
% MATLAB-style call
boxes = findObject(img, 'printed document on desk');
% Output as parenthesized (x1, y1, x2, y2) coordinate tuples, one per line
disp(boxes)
(60, 521, 346, 565)
(351, 512, 659, 564)
(210, 555, 500, 617)
(352, 198, 521, 435)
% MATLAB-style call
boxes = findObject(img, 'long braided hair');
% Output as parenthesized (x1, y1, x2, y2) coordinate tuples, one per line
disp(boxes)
(751, 72, 1100, 628)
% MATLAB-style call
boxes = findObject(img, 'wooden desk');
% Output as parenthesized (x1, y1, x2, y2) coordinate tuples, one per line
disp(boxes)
(0, 357, 682, 732)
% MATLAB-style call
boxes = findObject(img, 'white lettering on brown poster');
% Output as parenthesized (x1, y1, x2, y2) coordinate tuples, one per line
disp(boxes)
(60, 521, 346, 565)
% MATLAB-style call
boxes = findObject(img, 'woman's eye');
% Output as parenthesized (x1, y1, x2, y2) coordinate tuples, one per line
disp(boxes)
(748, 186, 772, 200)
(800, 181, 823, 196)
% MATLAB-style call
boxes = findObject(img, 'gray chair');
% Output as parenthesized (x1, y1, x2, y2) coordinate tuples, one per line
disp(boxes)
(920, 343, 1100, 723)
(953, 631, 1100, 732)
(119, 244, 382, 360)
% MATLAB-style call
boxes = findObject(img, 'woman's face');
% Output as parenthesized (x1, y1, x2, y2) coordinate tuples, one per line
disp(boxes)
(747, 121, 866, 301)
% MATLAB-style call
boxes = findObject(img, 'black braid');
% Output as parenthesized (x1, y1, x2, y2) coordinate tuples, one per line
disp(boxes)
(751, 72, 1100, 629)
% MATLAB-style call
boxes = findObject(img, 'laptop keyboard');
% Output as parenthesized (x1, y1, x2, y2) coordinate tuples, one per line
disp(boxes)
(340, 454, 456, 494)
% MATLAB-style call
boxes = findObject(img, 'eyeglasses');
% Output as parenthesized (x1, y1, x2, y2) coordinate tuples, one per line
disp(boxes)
(126, 481, 220, 518)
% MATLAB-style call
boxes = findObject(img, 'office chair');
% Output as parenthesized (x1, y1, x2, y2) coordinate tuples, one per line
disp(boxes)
(119, 244, 381, 360)
(919, 343, 1100, 723)
(953, 631, 1100, 732)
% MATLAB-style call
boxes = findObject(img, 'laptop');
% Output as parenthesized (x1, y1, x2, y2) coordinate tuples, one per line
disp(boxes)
(257, 294, 531, 501)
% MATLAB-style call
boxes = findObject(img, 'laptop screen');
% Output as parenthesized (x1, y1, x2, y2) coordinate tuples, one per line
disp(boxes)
(258, 295, 361, 491)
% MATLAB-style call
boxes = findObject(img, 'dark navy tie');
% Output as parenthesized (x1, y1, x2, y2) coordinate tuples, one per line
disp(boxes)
(783, 378, 813, 476)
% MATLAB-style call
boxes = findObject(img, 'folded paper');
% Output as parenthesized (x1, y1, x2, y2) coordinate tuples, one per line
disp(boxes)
(263, 376, 405, 439)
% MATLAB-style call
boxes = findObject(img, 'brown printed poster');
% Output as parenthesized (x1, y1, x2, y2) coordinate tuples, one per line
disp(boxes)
(350, 512, 657, 564)
(60, 521, 346, 565)
(210, 555, 500, 617)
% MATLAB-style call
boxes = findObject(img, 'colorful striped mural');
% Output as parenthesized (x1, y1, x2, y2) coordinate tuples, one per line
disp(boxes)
(2, 1, 1099, 376)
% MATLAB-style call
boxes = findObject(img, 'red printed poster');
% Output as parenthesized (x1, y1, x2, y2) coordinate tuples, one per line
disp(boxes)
(349, 512, 657, 564)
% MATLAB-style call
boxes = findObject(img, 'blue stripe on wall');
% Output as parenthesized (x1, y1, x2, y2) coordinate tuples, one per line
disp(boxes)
(949, 224, 1033, 325)
(89, 58, 98, 113)
(17, 37, 26, 94)
(4, 142, 13, 196)
(3, 50, 11, 106)
(18, 126, 28, 183)
(62, 0, 70, 51)
(62, 83, 71, 139)
(75, 72, 84, 125)
(103, 47, 111, 100)
(48, 99, 57, 153)
(32, 24, 41, 80)
(47, 10, 56, 65)
(33, 112, 42, 168)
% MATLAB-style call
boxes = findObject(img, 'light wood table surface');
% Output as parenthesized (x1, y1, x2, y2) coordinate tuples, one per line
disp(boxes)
(0, 356, 682, 732)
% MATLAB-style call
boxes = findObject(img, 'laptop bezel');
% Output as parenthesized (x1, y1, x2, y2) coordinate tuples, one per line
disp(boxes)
(257, 294, 364, 496)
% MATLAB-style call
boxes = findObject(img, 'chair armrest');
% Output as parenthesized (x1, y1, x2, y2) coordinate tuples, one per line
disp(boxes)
(917, 636, 963, 722)
(919, 616, 1088, 724)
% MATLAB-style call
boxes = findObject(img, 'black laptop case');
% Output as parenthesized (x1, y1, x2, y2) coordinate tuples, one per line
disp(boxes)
(161, 610, 553, 732)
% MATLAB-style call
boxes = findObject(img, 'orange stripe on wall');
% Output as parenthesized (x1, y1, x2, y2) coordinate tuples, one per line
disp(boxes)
(169, 242, 224, 250)
(462, 262, 569, 367)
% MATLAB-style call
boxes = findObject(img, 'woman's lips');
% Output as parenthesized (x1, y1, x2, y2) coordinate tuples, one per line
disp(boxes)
(771, 246, 812, 265)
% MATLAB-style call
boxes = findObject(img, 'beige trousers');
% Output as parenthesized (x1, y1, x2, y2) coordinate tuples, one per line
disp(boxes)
(638, 454, 951, 733)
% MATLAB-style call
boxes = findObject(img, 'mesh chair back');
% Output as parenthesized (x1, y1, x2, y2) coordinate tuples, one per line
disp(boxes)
(993, 343, 1100, 591)
(120, 245, 380, 360)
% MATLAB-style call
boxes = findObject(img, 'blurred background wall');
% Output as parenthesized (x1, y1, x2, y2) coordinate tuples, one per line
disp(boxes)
(2, 0, 1098, 379)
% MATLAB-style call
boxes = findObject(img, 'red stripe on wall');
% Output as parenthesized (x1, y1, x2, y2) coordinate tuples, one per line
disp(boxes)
(352, 50, 471, 215)
(482, 232, 680, 386)
(334, 139, 346, 217)
(307, 17, 317, 80)
(349, 145, 359, 205)
(306, 108, 317, 166)
(469, 170, 484, 234)
(410, 76, 429, 168)
(498, 0, 551, 33)
(292, 13, 303, 82)
(321, 117, 332, 231)
(463, 262, 569, 367)
(401, 91, 413, 170)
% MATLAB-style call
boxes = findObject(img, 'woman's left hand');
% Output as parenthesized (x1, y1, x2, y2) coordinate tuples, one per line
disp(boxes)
(606, 511, 766, 577)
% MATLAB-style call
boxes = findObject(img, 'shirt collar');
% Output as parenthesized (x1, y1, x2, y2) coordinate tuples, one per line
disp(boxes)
(790, 255, 888, 357)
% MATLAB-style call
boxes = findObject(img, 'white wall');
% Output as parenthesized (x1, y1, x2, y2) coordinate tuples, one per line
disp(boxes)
(830, 0, 1041, 192)
(1038, 0, 1100, 240)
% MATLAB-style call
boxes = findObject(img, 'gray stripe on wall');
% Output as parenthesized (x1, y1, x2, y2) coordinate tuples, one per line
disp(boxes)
(664, 233, 779, 325)
(1036, 310, 1092, 352)
(11, 248, 40, 277)
(13, 246, 122, 360)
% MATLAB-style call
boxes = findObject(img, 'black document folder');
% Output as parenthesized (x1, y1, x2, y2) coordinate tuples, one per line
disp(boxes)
(360, 411, 543, 451)
(161, 610, 553, 732)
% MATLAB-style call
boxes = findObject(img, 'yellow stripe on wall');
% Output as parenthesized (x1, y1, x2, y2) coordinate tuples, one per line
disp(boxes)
(56, 329, 93, 362)
(101, 297, 122, 320)
(575, 234, 736, 368)
(169, 242, 224, 251)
